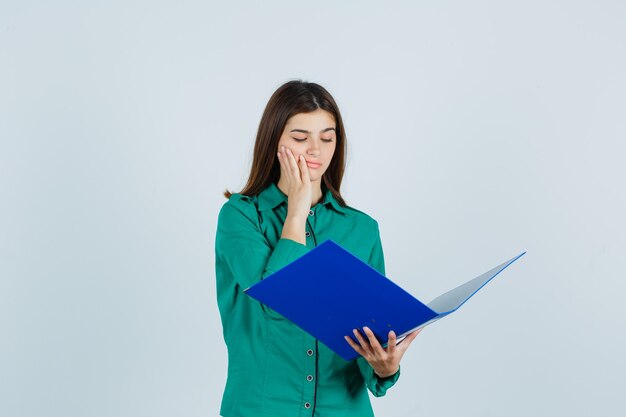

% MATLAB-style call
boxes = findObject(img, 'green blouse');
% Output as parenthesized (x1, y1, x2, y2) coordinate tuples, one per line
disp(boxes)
(215, 182, 400, 417)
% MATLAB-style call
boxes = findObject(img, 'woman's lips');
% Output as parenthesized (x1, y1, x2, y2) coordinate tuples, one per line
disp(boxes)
(306, 161, 322, 169)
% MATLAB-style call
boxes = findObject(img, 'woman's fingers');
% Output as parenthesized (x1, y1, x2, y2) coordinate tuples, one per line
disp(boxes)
(278, 146, 299, 185)
(362, 327, 384, 354)
(387, 330, 397, 355)
(279, 145, 312, 186)
(348, 327, 412, 356)
(397, 329, 420, 354)
(298, 154, 311, 182)
(352, 328, 373, 356)
(277, 149, 289, 181)
(344, 335, 365, 356)
(284, 147, 302, 182)
(346, 327, 420, 377)
(278, 145, 314, 220)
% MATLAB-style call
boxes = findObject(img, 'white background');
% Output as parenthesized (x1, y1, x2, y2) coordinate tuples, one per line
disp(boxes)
(1, 1, 624, 416)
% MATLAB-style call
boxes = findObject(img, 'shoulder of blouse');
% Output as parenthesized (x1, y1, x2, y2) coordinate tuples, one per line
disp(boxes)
(217, 193, 262, 226)
(339, 204, 380, 230)
(226, 192, 255, 205)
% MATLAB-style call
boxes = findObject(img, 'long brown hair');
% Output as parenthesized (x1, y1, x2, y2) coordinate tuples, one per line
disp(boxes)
(223, 80, 347, 207)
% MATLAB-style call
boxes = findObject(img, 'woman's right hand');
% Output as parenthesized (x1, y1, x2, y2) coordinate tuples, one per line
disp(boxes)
(277, 145, 312, 221)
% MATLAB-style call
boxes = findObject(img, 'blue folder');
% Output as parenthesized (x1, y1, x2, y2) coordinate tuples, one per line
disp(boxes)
(244, 240, 525, 361)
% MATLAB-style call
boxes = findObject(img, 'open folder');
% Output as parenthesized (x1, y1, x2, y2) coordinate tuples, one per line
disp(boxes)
(244, 240, 525, 361)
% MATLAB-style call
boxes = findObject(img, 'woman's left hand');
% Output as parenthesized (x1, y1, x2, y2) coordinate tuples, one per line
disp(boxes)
(344, 326, 421, 378)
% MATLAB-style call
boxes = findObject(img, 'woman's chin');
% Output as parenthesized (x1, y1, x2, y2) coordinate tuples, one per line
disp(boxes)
(308, 169, 327, 182)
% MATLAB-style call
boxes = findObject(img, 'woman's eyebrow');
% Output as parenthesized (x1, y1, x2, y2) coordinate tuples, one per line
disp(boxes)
(290, 127, 336, 134)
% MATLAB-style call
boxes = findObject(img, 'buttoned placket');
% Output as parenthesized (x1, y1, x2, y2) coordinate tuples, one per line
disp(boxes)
(301, 209, 318, 416)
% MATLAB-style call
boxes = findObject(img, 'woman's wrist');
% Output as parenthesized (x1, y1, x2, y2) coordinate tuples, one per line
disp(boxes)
(374, 366, 399, 379)
(281, 215, 307, 244)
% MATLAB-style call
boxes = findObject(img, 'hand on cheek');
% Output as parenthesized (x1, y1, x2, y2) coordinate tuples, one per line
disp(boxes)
(276, 145, 313, 218)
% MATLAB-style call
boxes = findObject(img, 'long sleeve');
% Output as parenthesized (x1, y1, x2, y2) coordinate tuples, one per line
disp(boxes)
(356, 221, 401, 397)
(215, 197, 309, 289)
(214, 197, 310, 337)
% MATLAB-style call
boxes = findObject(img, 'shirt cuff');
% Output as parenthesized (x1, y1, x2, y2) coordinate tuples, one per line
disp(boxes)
(369, 365, 401, 397)
(375, 366, 401, 390)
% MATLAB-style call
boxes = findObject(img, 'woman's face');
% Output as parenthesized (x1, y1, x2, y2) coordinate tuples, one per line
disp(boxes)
(277, 109, 337, 183)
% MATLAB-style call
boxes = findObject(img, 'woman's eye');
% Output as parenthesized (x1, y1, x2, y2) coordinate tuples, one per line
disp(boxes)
(292, 137, 334, 142)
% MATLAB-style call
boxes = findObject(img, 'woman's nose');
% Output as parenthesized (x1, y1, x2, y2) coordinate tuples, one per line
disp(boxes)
(307, 140, 321, 156)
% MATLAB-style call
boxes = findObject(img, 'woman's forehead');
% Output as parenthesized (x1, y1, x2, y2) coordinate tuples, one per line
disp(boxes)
(285, 109, 336, 129)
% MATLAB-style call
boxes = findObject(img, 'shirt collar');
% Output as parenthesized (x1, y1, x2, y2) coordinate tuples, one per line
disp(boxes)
(258, 182, 348, 214)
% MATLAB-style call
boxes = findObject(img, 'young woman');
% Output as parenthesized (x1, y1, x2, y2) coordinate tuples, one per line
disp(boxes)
(215, 80, 420, 417)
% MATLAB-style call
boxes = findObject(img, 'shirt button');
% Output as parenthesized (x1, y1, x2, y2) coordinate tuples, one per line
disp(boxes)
(306, 375, 314, 382)
(305, 231, 311, 237)
(307, 349, 314, 356)
(308, 210, 314, 216)
(304, 402, 311, 409)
